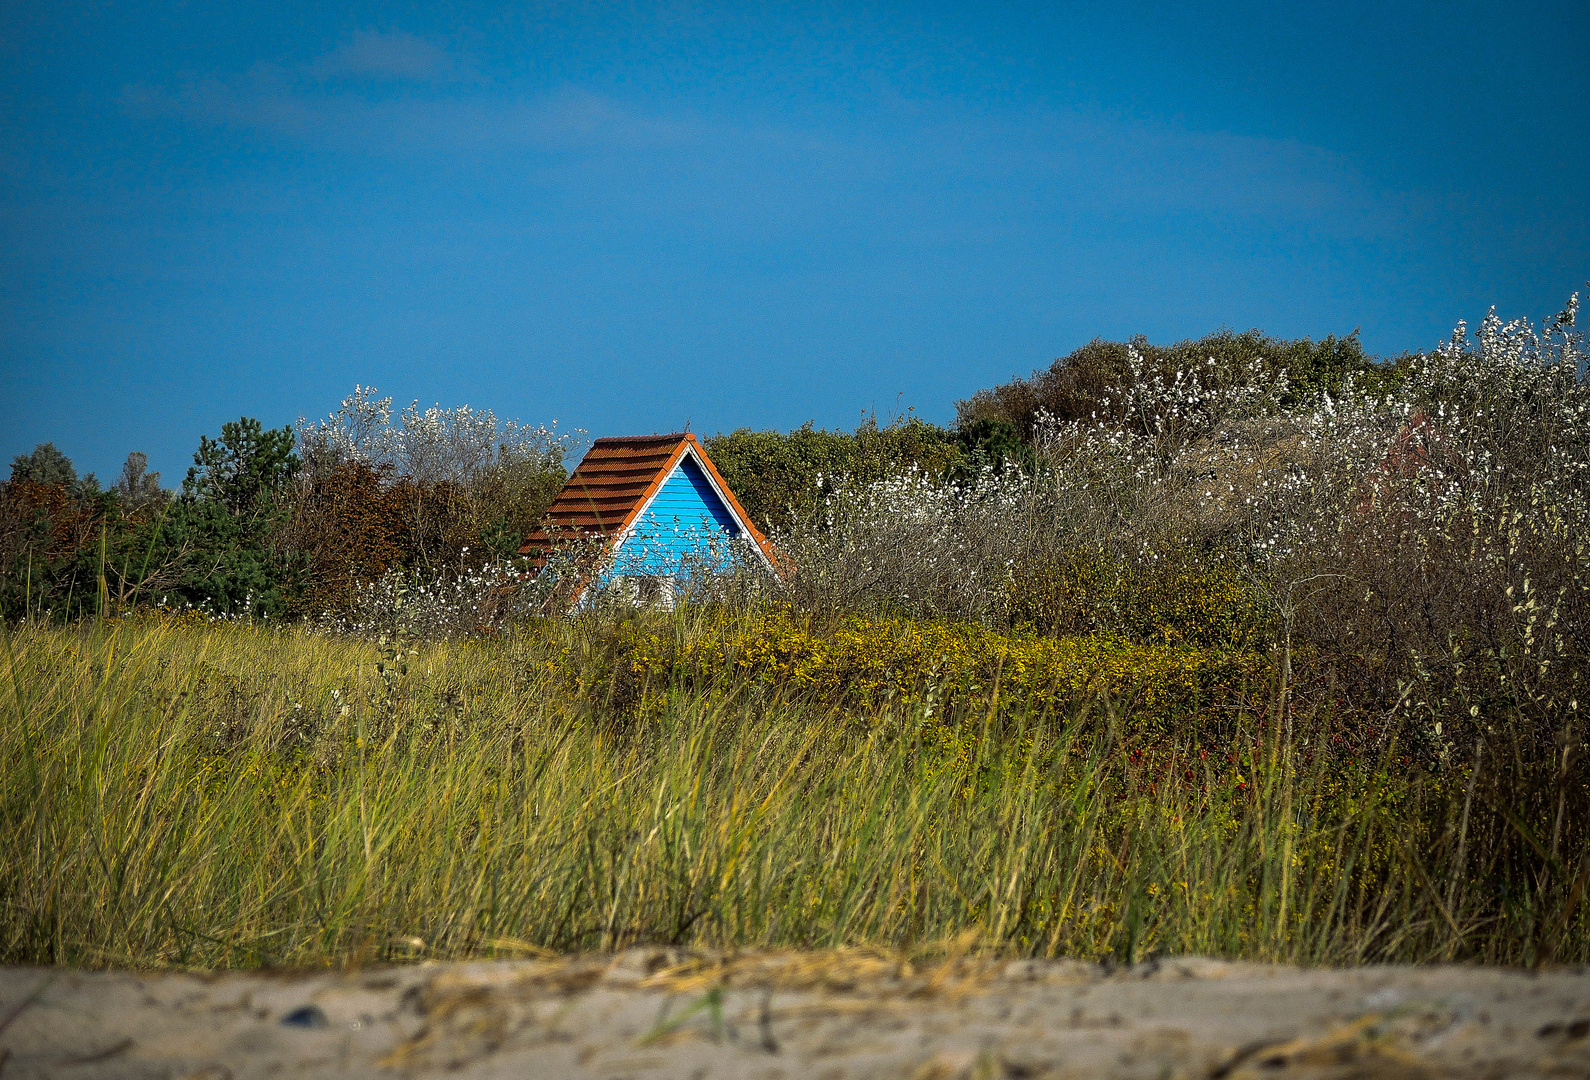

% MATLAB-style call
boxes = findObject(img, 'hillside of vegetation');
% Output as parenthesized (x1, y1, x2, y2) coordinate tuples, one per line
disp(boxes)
(2, 294, 1586, 969)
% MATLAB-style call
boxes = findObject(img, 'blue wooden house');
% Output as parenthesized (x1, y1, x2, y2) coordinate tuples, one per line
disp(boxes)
(519, 433, 778, 605)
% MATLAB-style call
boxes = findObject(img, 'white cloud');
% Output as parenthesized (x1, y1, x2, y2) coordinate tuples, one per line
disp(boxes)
(115, 34, 1387, 242)
(121, 64, 704, 157)
(121, 31, 655, 152)
(309, 30, 453, 81)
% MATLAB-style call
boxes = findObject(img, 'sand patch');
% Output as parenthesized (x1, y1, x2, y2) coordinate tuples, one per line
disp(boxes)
(1, 953, 1586, 1078)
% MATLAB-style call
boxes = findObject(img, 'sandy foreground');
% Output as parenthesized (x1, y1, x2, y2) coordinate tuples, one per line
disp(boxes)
(1, 951, 1587, 1079)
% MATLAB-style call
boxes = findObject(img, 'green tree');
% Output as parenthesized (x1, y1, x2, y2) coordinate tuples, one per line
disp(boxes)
(184, 418, 299, 519)
(135, 417, 306, 618)
(150, 499, 298, 617)
(955, 417, 1034, 477)
(10, 443, 90, 491)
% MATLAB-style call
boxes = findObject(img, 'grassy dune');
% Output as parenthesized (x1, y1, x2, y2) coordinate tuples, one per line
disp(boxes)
(1, 614, 1582, 970)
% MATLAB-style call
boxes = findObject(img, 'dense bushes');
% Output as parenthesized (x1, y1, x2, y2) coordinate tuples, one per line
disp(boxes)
(956, 326, 1400, 443)
(5, 302, 1585, 746)
(763, 292, 1589, 918)
(1008, 552, 1268, 648)
(784, 296, 1587, 715)
(0, 387, 574, 621)
(612, 606, 1269, 739)
(704, 413, 964, 535)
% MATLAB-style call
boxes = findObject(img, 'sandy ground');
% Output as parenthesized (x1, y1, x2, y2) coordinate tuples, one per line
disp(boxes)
(1, 951, 1587, 1079)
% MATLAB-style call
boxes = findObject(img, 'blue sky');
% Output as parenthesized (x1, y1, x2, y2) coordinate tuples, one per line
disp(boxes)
(3, 1, 1587, 483)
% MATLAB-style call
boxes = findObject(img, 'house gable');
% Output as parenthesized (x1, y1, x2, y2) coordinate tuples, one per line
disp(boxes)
(519, 433, 776, 601)
(612, 448, 775, 574)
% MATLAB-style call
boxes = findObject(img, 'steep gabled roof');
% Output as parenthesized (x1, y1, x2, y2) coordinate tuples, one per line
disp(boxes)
(518, 432, 776, 574)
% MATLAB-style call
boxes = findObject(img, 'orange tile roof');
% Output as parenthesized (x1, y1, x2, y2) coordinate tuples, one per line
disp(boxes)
(518, 432, 776, 573)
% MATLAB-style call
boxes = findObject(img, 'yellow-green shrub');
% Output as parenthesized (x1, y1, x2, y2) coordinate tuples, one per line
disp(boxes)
(1008, 553, 1270, 649)
(616, 607, 1270, 734)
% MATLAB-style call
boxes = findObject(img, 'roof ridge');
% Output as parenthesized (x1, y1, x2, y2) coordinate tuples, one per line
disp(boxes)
(590, 432, 688, 445)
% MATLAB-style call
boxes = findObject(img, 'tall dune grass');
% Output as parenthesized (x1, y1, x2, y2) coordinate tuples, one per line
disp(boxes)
(1, 614, 1583, 970)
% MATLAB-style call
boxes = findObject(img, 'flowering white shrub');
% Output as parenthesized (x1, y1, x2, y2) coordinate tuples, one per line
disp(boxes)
(1103, 346, 1292, 449)
(314, 558, 538, 640)
(781, 289, 1590, 744)
(294, 384, 394, 476)
(589, 527, 772, 610)
(297, 386, 581, 482)
(777, 464, 1038, 623)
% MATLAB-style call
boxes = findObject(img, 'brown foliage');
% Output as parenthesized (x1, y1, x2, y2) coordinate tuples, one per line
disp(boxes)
(281, 462, 413, 614)
(281, 458, 566, 616)
(1, 480, 105, 561)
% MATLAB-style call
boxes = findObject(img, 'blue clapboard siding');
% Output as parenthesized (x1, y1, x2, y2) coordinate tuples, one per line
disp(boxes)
(608, 455, 743, 577)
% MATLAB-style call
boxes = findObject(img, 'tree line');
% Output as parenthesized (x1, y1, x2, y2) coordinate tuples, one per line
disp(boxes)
(1, 328, 1395, 624)
(1, 391, 572, 620)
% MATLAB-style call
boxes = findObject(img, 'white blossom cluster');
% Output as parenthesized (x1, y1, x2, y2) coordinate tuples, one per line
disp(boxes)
(1102, 346, 1291, 446)
(778, 463, 1038, 623)
(297, 385, 582, 484)
(783, 291, 1589, 655)
(314, 558, 537, 640)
